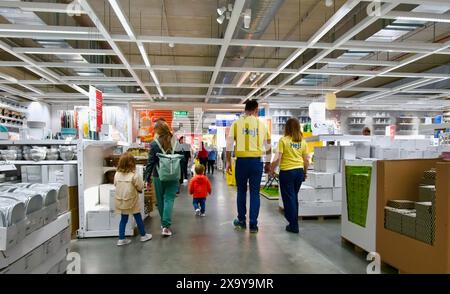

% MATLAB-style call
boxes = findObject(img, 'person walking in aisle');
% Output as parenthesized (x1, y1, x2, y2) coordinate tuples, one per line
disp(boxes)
(226, 100, 271, 233)
(270, 118, 309, 234)
(114, 152, 152, 246)
(207, 144, 217, 175)
(197, 142, 209, 169)
(188, 164, 212, 217)
(174, 136, 191, 194)
(145, 120, 179, 237)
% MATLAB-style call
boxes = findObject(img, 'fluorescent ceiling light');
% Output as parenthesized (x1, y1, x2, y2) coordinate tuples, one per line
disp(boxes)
(138, 43, 151, 67)
(109, 0, 135, 39)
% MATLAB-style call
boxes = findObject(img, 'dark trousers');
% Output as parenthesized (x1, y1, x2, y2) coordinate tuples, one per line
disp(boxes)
(235, 157, 263, 228)
(180, 159, 189, 183)
(119, 213, 146, 240)
(193, 198, 206, 213)
(199, 158, 208, 169)
(207, 160, 215, 174)
(279, 168, 304, 232)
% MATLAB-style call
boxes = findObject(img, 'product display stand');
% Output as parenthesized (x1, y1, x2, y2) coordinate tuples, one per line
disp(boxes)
(77, 140, 145, 238)
(376, 159, 450, 273)
(341, 159, 378, 253)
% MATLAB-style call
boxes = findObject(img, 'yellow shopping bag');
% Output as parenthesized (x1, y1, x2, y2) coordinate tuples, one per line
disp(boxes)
(225, 158, 236, 186)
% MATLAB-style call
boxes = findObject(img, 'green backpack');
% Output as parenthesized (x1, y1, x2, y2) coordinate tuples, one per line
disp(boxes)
(154, 139, 184, 182)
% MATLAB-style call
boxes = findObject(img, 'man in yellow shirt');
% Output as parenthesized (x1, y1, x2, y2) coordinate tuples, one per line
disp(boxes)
(226, 100, 271, 233)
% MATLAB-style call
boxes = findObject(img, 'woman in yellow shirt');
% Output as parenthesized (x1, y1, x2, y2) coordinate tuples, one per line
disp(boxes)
(270, 118, 309, 234)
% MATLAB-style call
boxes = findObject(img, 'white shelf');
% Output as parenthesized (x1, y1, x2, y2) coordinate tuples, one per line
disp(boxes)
(348, 116, 367, 118)
(348, 123, 366, 125)
(398, 123, 417, 126)
(373, 116, 390, 119)
(0, 164, 16, 172)
(0, 212, 70, 268)
(1, 123, 23, 129)
(8, 160, 77, 165)
(373, 123, 390, 125)
(0, 103, 26, 113)
(419, 123, 450, 132)
(0, 115, 24, 123)
(0, 140, 79, 145)
(305, 135, 371, 143)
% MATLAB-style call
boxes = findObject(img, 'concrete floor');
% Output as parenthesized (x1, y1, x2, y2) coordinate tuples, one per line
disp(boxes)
(70, 173, 378, 274)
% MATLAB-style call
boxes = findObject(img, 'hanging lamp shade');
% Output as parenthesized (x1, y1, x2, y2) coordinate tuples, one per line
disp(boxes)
(325, 92, 337, 110)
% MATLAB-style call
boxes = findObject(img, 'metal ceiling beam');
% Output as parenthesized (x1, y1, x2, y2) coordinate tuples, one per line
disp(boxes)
(13, 47, 116, 55)
(205, 0, 245, 102)
(0, 40, 89, 97)
(36, 93, 244, 100)
(258, 1, 399, 102)
(383, 11, 450, 23)
(320, 58, 400, 67)
(0, 84, 36, 101)
(0, 1, 86, 14)
(108, 0, 164, 98)
(243, 0, 363, 103)
(79, 0, 153, 101)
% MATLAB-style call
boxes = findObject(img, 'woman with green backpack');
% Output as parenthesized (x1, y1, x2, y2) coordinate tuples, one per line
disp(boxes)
(145, 120, 183, 237)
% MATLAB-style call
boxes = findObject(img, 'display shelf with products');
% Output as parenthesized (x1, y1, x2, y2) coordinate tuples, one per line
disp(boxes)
(8, 160, 78, 165)
(376, 159, 450, 274)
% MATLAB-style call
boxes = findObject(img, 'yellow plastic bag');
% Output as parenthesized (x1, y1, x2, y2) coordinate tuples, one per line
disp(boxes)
(226, 159, 236, 186)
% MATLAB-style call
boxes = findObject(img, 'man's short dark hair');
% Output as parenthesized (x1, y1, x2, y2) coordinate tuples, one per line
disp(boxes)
(245, 100, 259, 112)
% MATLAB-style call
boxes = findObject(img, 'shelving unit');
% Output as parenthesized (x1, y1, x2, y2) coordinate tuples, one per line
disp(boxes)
(9, 160, 77, 165)
(396, 116, 419, 136)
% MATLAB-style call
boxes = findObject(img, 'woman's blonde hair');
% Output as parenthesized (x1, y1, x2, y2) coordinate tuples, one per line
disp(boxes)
(154, 120, 173, 151)
(284, 118, 303, 143)
(117, 152, 136, 173)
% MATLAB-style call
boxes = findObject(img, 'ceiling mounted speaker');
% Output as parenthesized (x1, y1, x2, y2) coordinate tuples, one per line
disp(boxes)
(217, 14, 225, 24)
(217, 6, 227, 15)
(325, 92, 337, 110)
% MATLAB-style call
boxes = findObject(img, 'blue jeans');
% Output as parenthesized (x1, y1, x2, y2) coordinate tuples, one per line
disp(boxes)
(193, 198, 206, 213)
(119, 213, 146, 240)
(235, 157, 264, 228)
(279, 168, 304, 232)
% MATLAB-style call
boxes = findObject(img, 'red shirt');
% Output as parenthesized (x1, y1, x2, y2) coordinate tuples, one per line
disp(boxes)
(198, 146, 209, 159)
(188, 175, 212, 198)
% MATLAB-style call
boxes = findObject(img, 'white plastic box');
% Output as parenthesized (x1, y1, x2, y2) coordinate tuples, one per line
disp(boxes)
(21, 166, 48, 183)
(334, 173, 342, 188)
(299, 201, 341, 216)
(332, 188, 342, 201)
(354, 143, 371, 158)
(47, 165, 78, 187)
(341, 146, 356, 160)
(304, 172, 334, 188)
(315, 158, 340, 173)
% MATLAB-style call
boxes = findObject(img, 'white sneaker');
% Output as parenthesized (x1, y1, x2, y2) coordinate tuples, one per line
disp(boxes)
(140, 233, 153, 242)
(117, 239, 131, 246)
(200, 213, 206, 217)
(195, 208, 201, 216)
(162, 227, 173, 237)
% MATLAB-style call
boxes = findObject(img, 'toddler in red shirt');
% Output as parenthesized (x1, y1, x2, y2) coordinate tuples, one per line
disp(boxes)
(188, 165, 212, 216)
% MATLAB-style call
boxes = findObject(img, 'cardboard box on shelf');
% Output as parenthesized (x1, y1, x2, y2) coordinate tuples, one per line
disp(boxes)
(98, 184, 115, 211)
(298, 185, 315, 202)
(314, 158, 340, 173)
(371, 147, 400, 160)
(304, 172, 334, 188)
(86, 210, 110, 231)
(47, 165, 77, 187)
(341, 146, 356, 160)
(43, 203, 58, 225)
(314, 146, 340, 160)
(0, 219, 26, 250)
(332, 187, 342, 201)
(334, 173, 342, 188)
(387, 200, 416, 210)
(419, 185, 436, 202)
(354, 143, 371, 159)
(21, 165, 48, 183)
(400, 150, 424, 159)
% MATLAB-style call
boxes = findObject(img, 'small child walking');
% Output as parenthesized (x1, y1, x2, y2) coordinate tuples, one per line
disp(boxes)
(188, 165, 212, 216)
(114, 152, 152, 246)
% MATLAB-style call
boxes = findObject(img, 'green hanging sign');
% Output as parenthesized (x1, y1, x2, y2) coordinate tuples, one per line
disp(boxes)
(173, 111, 189, 117)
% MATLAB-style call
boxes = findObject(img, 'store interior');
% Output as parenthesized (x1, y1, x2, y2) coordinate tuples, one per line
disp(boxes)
(0, 0, 450, 274)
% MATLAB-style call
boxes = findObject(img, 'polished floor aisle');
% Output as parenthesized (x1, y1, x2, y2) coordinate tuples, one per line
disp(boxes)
(71, 172, 373, 274)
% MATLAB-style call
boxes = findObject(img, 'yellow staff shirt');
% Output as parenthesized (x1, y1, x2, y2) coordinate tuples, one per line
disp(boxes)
(277, 136, 308, 171)
(229, 115, 271, 158)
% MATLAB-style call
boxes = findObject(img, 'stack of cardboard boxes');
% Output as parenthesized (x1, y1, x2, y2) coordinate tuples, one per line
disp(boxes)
(296, 146, 357, 216)
(384, 168, 436, 245)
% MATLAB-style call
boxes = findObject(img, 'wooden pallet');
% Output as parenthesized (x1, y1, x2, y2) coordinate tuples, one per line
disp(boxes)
(300, 215, 341, 221)
(341, 237, 368, 255)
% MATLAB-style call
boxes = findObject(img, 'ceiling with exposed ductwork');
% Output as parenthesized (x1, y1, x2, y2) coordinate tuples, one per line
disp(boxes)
(0, 0, 449, 111)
